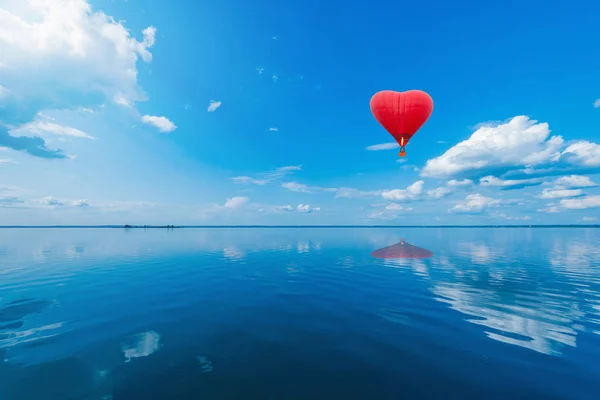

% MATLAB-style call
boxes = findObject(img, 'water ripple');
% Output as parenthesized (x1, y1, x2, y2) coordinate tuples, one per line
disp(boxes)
(0, 227, 599, 399)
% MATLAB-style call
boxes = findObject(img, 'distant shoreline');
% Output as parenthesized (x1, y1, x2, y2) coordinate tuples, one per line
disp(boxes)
(0, 225, 599, 229)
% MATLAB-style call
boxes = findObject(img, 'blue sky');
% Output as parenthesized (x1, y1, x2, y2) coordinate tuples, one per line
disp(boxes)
(1, 0, 599, 225)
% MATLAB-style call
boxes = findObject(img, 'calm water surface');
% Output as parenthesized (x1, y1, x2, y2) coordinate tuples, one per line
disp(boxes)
(1, 228, 599, 399)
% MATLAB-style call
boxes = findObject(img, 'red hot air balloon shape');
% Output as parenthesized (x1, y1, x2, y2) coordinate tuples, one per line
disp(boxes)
(370, 90, 433, 157)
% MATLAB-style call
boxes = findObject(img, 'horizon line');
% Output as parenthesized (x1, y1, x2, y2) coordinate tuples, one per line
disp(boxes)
(1, 224, 599, 229)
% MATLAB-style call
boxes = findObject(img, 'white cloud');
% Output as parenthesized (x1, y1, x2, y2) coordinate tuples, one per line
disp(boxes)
(280, 204, 320, 213)
(272, 74, 278, 82)
(540, 188, 583, 199)
(0, 0, 157, 107)
(561, 141, 600, 167)
(427, 186, 453, 199)
(582, 216, 597, 222)
(421, 116, 564, 178)
(385, 203, 413, 212)
(268, 127, 278, 132)
(451, 194, 500, 214)
(296, 204, 320, 213)
(207, 100, 221, 112)
(447, 179, 473, 187)
(39, 196, 64, 206)
(224, 196, 249, 209)
(72, 199, 89, 207)
(425, 179, 472, 199)
(479, 176, 543, 188)
(141, 115, 177, 133)
(366, 142, 399, 151)
(537, 205, 559, 213)
(232, 165, 302, 186)
(558, 195, 600, 210)
(552, 175, 596, 189)
(594, 99, 600, 108)
(11, 119, 95, 139)
(381, 181, 424, 202)
(282, 182, 311, 192)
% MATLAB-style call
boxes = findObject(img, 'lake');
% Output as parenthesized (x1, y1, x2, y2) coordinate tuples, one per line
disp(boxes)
(0, 227, 599, 399)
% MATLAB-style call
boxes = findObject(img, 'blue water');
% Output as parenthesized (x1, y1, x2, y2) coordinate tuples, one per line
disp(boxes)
(1, 228, 599, 399)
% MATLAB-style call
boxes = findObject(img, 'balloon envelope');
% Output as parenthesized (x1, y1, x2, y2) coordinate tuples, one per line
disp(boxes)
(370, 239, 433, 259)
(370, 90, 433, 153)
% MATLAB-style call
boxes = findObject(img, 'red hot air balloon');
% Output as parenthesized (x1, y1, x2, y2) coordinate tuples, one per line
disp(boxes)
(370, 90, 434, 157)
(370, 239, 433, 259)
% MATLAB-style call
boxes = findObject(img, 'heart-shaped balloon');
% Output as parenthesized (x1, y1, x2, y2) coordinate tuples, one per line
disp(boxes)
(370, 90, 433, 156)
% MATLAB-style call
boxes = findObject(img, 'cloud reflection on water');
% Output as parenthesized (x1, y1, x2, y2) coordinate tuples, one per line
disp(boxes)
(413, 232, 600, 356)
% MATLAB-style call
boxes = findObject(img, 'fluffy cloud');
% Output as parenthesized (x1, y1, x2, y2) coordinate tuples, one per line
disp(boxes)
(582, 216, 597, 222)
(447, 179, 473, 187)
(207, 100, 221, 112)
(39, 196, 65, 206)
(558, 196, 600, 210)
(552, 175, 596, 189)
(0, 0, 156, 107)
(560, 141, 600, 167)
(537, 174, 596, 205)
(0, 0, 172, 156)
(479, 176, 543, 189)
(11, 118, 94, 140)
(538, 195, 600, 213)
(540, 188, 583, 199)
(427, 186, 453, 199)
(268, 203, 321, 213)
(72, 199, 89, 207)
(366, 142, 399, 151)
(451, 194, 501, 214)
(269, 127, 278, 132)
(281, 182, 311, 192)
(422, 116, 600, 185)
(594, 99, 600, 108)
(426, 179, 474, 200)
(294, 204, 320, 213)
(141, 115, 177, 133)
(232, 165, 302, 186)
(421, 116, 564, 178)
(381, 181, 424, 202)
(385, 203, 413, 212)
(224, 197, 249, 209)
